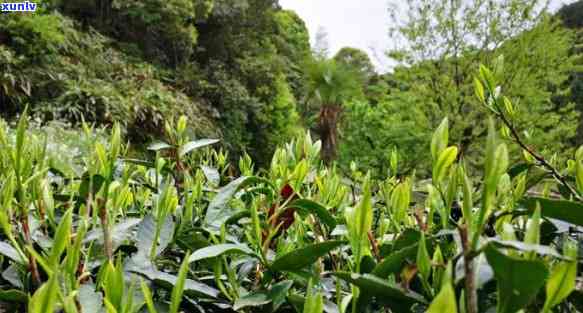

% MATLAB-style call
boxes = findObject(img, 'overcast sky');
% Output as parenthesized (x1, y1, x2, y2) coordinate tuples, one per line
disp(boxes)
(279, 0, 576, 73)
(280, 0, 392, 72)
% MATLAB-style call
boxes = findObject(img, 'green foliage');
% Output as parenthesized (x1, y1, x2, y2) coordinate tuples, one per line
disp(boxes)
(427, 263, 458, 313)
(1, 0, 308, 164)
(303, 281, 324, 313)
(0, 46, 30, 117)
(0, 13, 65, 62)
(559, 0, 583, 29)
(0, 77, 582, 313)
(111, 0, 201, 66)
(59, 0, 212, 67)
(304, 57, 364, 108)
(542, 240, 578, 313)
(273, 10, 311, 66)
(558, 1, 583, 145)
(333, 47, 376, 82)
(383, 0, 580, 170)
(272, 9, 312, 105)
(339, 98, 431, 176)
(254, 74, 302, 163)
(345, 175, 373, 261)
(0, 12, 218, 144)
(303, 57, 365, 163)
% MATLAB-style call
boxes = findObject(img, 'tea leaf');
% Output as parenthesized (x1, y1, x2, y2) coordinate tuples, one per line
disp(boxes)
(523, 204, 541, 259)
(179, 139, 220, 157)
(427, 282, 457, 313)
(433, 146, 458, 184)
(140, 280, 158, 313)
(78, 284, 103, 313)
(288, 199, 337, 229)
(201, 165, 220, 186)
(234, 292, 272, 311)
(520, 197, 583, 227)
(372, 243, 418, 278)
(49, 208, 72, 267)
(0, 289, 27, 303)
(204, 176, 253, 230)
(416, 233, 431, 280)
(270, 241, 345, 272)
(303, 281, 324, 313)
(485, 245, 548, 313)
(102, 260, 124, 311)
(333, 272, 426, 310)
(129, 263, 220, 298)
(169, 252, 191, 313)
(134, 215, 174, 263)
(28, 274, 58, 313)
(431, 118, 449, 161)
(147, 141, 173, 151)
(189, 243, 254, 263)
(0, 242, 23, 264)
(542, 259, 577, 312)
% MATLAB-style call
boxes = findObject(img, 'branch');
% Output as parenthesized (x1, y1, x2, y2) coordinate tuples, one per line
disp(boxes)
(493, 101, 583, 202)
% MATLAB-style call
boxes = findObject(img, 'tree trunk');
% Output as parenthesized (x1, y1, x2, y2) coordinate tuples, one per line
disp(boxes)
(318, 104, 342, 165)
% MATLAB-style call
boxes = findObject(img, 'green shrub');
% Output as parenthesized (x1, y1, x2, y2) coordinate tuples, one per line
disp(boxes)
(339, 99, 431, 177)
(0, 13, 65, 62)
(0, 11, 218, 144)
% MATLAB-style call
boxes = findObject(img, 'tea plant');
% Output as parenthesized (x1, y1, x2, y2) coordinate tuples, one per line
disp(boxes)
(0, 66, 582, 313)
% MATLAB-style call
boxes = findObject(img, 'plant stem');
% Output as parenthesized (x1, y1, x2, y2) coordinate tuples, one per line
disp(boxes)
(21, 211, 41, 287)
(336, 277, 342, 311)
(460, 225, 478, 313)
(367, 230, 380, 261)
(98, 199, 113, 261)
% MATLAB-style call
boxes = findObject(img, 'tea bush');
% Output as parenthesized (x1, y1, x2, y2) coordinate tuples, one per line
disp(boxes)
(0, 66, 582, 313)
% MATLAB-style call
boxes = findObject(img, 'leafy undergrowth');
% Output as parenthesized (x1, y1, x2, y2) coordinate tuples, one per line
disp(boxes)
(0, 12, 219, 143)
(1, 68, 583, 313)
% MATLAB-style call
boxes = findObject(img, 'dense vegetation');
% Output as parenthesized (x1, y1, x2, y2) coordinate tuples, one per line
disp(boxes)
(0, 0, 309, 166)
(0, 0, 583, 312)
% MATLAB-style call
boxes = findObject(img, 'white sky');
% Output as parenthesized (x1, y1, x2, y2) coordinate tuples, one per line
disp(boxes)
(280, 0, 576, 73)
(280, 0, 393, 72)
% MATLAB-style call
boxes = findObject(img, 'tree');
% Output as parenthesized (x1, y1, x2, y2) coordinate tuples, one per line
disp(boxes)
(558, 0, 583, 144)
(273, 10, 311, 62)
(273, 9, 312, 102)
(334, 47, 376, 82)
(386, 0, 579, 167)
(1, 0, 308, 165)
(558, 0, 583, 29)
(304, 57, 364, 164)
(340, 96, 431, 177)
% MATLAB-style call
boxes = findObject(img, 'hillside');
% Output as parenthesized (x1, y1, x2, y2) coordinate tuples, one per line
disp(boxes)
(0, 1, 310, 165)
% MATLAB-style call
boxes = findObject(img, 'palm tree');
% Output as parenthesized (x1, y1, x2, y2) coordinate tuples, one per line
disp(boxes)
(304, 57, 363, 164)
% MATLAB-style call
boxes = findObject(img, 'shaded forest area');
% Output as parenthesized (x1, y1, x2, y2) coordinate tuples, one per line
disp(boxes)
(1, 0, 310, 166)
